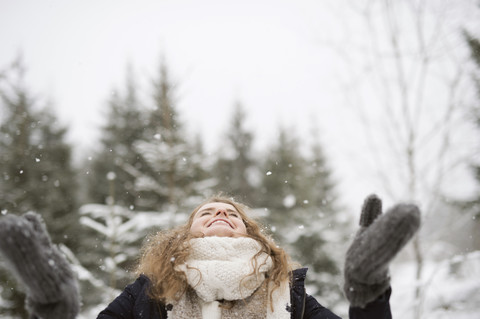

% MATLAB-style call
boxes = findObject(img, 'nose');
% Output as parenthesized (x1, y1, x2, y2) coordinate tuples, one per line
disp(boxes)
(215, 209, 228, 217)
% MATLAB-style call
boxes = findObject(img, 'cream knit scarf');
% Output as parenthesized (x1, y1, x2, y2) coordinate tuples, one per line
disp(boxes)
(168, 237, 291, 319)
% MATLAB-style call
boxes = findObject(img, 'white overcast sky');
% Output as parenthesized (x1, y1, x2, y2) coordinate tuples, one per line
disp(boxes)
(0, 0, 343, 150)
(1, 0, 479, 208)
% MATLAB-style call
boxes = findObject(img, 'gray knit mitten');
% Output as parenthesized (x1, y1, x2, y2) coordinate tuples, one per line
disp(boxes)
(344, 194, 420, 308)
(0, 212, 80, 319)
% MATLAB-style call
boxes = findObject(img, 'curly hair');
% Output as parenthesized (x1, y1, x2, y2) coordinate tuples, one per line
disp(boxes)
(135, 195, 295, 308)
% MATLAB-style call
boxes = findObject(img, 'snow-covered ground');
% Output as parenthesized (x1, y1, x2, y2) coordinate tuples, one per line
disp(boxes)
(391, 251, 480, 318)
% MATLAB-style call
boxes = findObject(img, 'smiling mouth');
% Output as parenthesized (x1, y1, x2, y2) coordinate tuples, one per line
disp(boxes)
(208, 219, 233, 228)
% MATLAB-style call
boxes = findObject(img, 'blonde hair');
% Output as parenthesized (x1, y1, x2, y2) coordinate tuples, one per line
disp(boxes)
(135, 195, 294, 307)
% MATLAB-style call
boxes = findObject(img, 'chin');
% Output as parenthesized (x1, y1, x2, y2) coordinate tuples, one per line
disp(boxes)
(205, 232, 235, 237)
(204, 228, 236, 237)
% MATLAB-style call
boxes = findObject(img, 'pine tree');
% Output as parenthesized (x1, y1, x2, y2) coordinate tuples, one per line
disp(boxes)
(0, 58, 78, 318)
(136, 58, 185, 209)
(290, 132, 348, 307)
(79, 66, 151, 306)
(78, 58, 210, 307)
(85, 64, 147, 209)
(258, 124, 347, 309)
(132, 57, 210, 212)
(259, 126, 308, 214)
(212, 101, 259, 206)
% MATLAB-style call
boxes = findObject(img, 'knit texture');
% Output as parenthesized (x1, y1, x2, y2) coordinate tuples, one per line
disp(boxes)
(170, 236, 290, 319)
(171, 282, 271, 319)
(0, 212, 80, 319)
(344, 194, 421, 308)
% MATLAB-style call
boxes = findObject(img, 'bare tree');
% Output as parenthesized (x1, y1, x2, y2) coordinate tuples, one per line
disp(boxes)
(326, 0, 478, 317)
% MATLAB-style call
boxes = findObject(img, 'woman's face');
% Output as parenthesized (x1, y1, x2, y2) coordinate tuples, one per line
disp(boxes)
(190, 202, 247, 237)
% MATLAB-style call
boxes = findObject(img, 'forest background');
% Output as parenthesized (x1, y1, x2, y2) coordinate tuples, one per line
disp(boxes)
(1, 0, 480, 318)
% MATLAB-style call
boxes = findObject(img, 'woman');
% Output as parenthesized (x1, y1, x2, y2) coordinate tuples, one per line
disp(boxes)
(97, 194, 420, 319)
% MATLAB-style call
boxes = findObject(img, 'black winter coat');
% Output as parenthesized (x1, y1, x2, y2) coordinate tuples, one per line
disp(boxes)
(97, 268, 392, 319)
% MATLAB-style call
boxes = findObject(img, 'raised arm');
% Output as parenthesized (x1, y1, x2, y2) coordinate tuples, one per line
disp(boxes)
(0, 212, 80, 319)
(344, 194, 420, 317)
